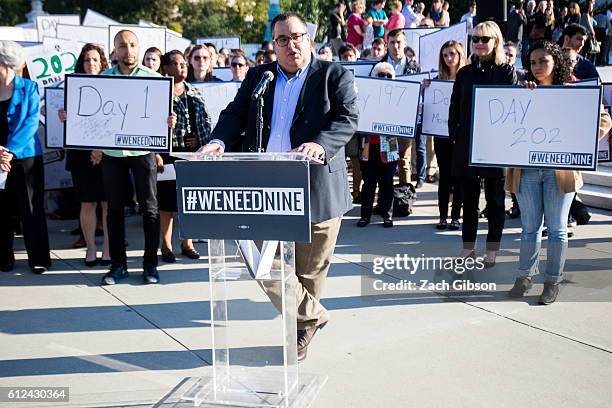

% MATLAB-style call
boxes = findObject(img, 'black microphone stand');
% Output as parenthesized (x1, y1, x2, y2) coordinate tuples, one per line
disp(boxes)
(256, 94, 265, 153)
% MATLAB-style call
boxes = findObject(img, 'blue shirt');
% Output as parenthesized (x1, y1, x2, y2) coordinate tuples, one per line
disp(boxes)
(266, 62, 311, 153)
(368, 8, 387, 38)
(5, 74, 42, 159)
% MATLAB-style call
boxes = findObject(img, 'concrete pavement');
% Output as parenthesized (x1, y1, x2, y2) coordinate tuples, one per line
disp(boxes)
(1, 182, 611, 407)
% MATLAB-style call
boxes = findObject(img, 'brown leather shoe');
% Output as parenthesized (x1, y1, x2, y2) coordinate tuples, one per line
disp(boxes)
(297, 322, 327, 362)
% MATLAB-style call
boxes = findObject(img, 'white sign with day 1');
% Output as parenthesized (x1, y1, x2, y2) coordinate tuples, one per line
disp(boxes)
(64, 75, 173, 152)
(470, 86, 602, 171)
(354, 76, 421, 138)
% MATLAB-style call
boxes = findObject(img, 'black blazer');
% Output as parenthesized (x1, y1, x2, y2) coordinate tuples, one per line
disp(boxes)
(448, 59, 517, 178)
(210, 57, 360, 223)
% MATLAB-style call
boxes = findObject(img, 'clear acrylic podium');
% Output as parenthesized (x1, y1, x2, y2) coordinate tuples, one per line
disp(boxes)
(173, 152, 327, 408)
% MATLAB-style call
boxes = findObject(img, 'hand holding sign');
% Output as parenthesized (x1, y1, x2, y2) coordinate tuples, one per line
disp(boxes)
(91, 150, 103, 165)
(0, 147, 13, 172)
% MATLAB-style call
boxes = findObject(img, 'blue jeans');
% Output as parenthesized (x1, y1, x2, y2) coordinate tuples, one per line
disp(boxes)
(516, 169, 573, 283)
(414, 128, 426, 181)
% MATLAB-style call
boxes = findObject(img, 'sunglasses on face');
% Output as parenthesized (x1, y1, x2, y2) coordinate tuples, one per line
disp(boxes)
(472, 36, 493, 44)
(231, 62, 245, 68)
(377, 72, 393, 79)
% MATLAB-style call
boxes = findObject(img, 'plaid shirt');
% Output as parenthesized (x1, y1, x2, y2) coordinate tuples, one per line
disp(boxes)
(172, 82, 212, 150)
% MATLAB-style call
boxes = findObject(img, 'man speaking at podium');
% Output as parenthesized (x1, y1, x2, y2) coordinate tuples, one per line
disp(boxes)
(197, 11, 359, 361)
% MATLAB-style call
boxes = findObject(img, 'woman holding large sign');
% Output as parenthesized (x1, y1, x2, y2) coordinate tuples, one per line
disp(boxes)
(507, 40, 611, 304)
(0, 40, 51, 274)
(448, 21, 518, 266)
(63, 44, 111, 267)
(356, 62, 401, 228)
(157, 50, 212, 262)
(424, 40, 467, 231)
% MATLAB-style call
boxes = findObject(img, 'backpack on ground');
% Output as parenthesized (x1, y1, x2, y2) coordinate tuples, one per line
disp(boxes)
(393, 182, 416, 217)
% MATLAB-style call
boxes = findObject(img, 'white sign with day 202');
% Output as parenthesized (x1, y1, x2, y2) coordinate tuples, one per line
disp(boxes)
(44, 87, 65, 149)
(36, 14, 80, 41)
(23, 43, 81, 90)
(470, 86, 602, 171)
(196, 36, 241, 51)
(419, 22, 467, 73)
(354, 76, 421, 138)
(64, 74, 173, 152)
(108, 25, 166, 63)
(190, 81, 241, 128)
(422, 79, 454, 137)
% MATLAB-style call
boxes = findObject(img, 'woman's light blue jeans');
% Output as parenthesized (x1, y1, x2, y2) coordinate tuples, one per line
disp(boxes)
(516, 169, 574, 283)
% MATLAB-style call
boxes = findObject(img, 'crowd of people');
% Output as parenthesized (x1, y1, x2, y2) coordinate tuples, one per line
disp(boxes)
(1, 2, 611, 311)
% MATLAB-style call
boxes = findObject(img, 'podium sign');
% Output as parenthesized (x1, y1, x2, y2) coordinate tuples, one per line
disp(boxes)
(175, 153, 326, 408)
(176, 158, 311, 242)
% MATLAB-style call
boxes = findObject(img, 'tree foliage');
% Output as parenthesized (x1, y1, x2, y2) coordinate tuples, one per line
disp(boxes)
(1, 0, 578, 43)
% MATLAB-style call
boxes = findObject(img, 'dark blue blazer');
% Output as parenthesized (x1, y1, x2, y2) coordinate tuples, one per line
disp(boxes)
(5, 74, 42, 159)
(211, 58, 360, 223)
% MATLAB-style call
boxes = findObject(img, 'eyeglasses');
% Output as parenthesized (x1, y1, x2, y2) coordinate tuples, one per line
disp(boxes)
(274, 32, 308, 47)
(192, 55, 210, 61)
(377, 72, 393, 79)
(231, 62, 245, 68)
(472, 36, 493, 44)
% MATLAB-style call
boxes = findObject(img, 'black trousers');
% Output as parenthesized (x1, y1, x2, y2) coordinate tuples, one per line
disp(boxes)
(360, 144, 396, 220)
(460, 176, 505, 251)
(0, 156, 51, 268)
(101, 154, 159, 268)
(434, 138, 462, 221)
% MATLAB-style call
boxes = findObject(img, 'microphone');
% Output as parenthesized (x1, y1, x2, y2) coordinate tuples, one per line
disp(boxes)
(251, 71, 274, 101)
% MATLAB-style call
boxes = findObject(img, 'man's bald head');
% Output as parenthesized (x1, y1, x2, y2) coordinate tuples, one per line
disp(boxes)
(113, 30, 139, 72)
(114, 30, 139, 47)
